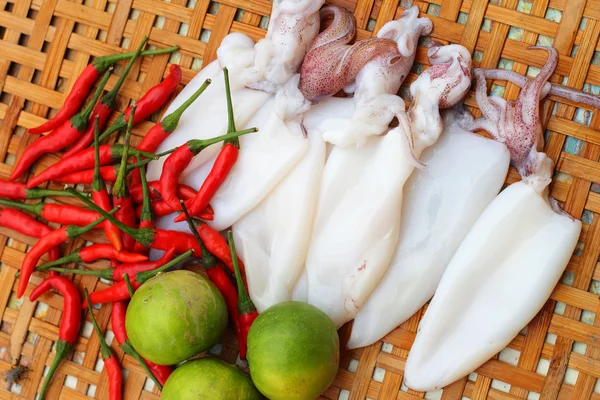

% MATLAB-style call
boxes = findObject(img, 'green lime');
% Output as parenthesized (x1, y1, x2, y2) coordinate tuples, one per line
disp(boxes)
(161, 357, 264, 399)
(247, 301, 339, 400)
(126, 270, 227, 365)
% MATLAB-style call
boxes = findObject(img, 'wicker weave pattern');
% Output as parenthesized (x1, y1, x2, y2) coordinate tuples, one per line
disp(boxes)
(0, 0, 599, 399)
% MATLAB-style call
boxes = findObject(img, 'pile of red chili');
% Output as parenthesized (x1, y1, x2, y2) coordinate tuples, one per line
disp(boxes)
(2, 43, 260, 399)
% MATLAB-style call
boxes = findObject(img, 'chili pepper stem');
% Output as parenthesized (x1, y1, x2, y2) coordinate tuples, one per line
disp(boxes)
(113, 104, 137, 198)
(138, 165, 153, 223)
(120, 340, 163, 390)
(187, 128, 257, 154)
(180, 200, 216, 267)
(136, 250, 193, 284)
(64, 206, 118, 239)
(0, 198, 43, 216)
(38, 339, 71, 400)
(35, 252, 81, 270)
(228, 231, 256, 315)
(91, 117, 104, 192)
(70, 68, 112, 132)
(161, 79, 211, 133)
(26, 188, 80, 198)
(123, 274, 136, 297)
(66, 189, 155, 247)
(84, 289, 112, 359)
(45, 267, 113, 280)
(101, 38, 147, 108)
(92, 46, 179, 72)
(222, 68, 239, 147)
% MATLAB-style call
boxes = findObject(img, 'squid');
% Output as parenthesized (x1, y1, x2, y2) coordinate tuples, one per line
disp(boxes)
(304, 41, 472, 328)
(227, 8, 418, 312)
(404, 47, 583, 391)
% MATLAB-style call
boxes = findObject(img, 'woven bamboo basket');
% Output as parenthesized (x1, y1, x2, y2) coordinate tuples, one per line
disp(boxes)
(0, 0, 599, 398)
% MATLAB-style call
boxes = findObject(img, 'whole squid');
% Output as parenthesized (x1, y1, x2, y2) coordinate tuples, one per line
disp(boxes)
(304, 41, 472, 328)
(404, 47, 583, 391)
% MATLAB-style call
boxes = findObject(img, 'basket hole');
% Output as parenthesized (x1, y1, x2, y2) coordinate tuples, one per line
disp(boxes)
(544, 8, 562, 22)
(179, 22, 190, 36)
(481, 18, 492, 31)
(367, 18, 376, 32)
(372, 367, 385, 382)
(200, 28, 211, 43)
(508, 26, 524, 41)
(491, 379, 511, 393)
(154, 15, 166, 29)
(425, 389, 442, 399)
(457, 12, 469, 25)
(348, 358, 359, 373)
(86, 384, 97, 397)
(580, 310, 596, 326)
(338, 389, 350, 400)
(473, 50, 484, 63)
(564, 368, 579, 384)
(260, 16, 269, 30)
(498, 347, 520, 366)
(234, 9, 244, 22)
(208, 1, 220, 15)
(535, 35, 554, 47)
(516, 0, 533, 14)
(129, 8, 140, 21)
(411, 62, 424, 74)
(497, 58, 514, 70)
(64, 375, 78, 389)
(490, 83, 505, 97)
(527, 393, 541, 400)
(426, 4, 440, 16)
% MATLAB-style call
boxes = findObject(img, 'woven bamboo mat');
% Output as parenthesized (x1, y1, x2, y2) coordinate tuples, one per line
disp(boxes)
(0, 0, 599, 398)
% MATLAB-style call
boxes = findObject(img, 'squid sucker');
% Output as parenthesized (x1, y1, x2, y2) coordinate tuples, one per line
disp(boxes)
(404, 46, 584, 391)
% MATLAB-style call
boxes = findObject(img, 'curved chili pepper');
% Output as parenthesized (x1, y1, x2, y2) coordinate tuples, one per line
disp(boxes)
(0, 208, 60, 262)
(195, 220, 246, 279)
(99, 64, 183, 142)
(0, 179, 76, 199)
(10, 69, 112, 181)
(34, 244, 146, 270)
(180, 201, 241, 346)
(175, 68, 240, 222)
(83, 250, 192, 307)
(17, 208, 115, 298)
(130, 181, 196, 204)
(56, 157, 154, 185)
(29, 276, 81, 399)
(130, 79, 211, 184)
(135, 200, 214, 220)
(83, 289, 122, 400)
(25, 144, 157, 189)
(111, 300, 170, 388)
(63, 38, 147, 158)
(228, 231, 257, 360)
(133, 165, 153, 254)
(159, 128, 256, 211)
(0, 198, 110, 228)
(27, 45, 178, 135)
(44, 247, 176, 281)
(91, 118, 123, 251)
(112, 104, 137, 251)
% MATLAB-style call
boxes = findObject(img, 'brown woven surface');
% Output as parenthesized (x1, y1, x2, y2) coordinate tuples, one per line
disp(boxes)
(0, 0, 600, 399)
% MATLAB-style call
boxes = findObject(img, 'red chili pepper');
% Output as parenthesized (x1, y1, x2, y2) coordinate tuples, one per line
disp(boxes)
(111, 300, 171, 388)
(227, 231, 257, 360)
(91, 118, 123, 251)
(180, 202, 242, 347)
(63, 38, 147, 158)
(135, 200, 214, 220)
(195, 221, 246, 280)
(0, 198, 109, 228)
(0, 208, 60, 262)
(159, 128, 256, 212)
(25, 144, 157, 189)
(130, 181, 197, 204)
(0, 179, 74, 199)
(83, 289, 122, 400)
(34, 243, 146, 271)
(29, 276, 81, 399)
(175, 68, 240, 222)
(10, 69, 112, 181)
(112, 104, 137, 251)
(17, 208, 115, 298)
(44, 247, 176, 281)
(99, 64, 183, 142)
(83, 250, 193, 307)
(55, 158, 153, 185)
(27, 44, 178, 135)
(130, 79, 211, 184)
(133, 165, 153, 254)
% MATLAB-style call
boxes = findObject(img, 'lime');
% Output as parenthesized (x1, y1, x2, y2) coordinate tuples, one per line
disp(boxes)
(247, 301, 339, 400)
(161, 357, 264, 399)
(126, 270, 227, 365)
